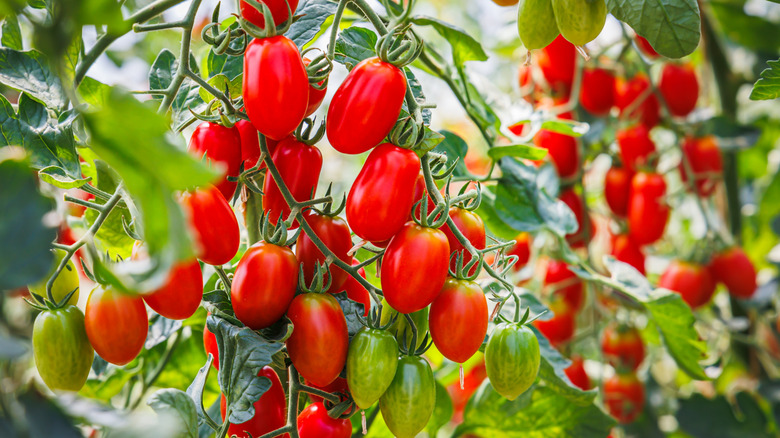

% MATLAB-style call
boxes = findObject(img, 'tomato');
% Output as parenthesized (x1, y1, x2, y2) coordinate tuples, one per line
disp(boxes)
(628, 172, 669, 245)
(296, 211, 352, 293)
(533, 128, 579, 180)
(604, 373, 645, 423)
(564, 355, 591, 390)
(447, 361, 487, 423)
(560, 187, 591, 246)
(492, 0, 519, 6)
(303, 58, 327, 117)
(533, 305, 576, 346)
(616, 124, 656, 172)
(611, 233, 645, 275)
(601, 323, 645, 372)
(429, 278, 488, 363)
(232, 241, 298, 330)
(297, 402, 351, 438)
(84, 285, 148, 366)
(189, 122, 242, 201)
(220, 366, 287, 438)
(240, 0, 299, 28)
(544, 259, 584, 312)
(508, 233, 532, 271)
(382, 223, 450, 314)
(346, 144, 420, 242)
(536, 35, 576, 93)
(304, 377, 350, 405)
(28, 249, 79, 306)
(344, 261, 370, 317)
(236, 119, 279, 170)
(381, 302, 430, 349)
(635, 35, 659, 58)
(203, 322, 219, 369)
(658, 260, 715, 309)
(262, 136, 322, 226)
(604, 165, 634, 217)
(141, 259, 202, 320)
(441, 207, 486, 273)
(243, 36, 308, 141)
(709, 246, 757, 299)
(180, 185, 240, 266)
(579, 67, 616, 116)
(615, 74, 660, 128)
(680, 136, 723, 196)
(327, 57, 407, 154)
(484, 323, 540, 400)
(379, 355, 436, 438)
(659, 63, 698, 117)
(286, 293, 349, 386)
(33, 305, 93, 391)
(347, 327, 399, 409)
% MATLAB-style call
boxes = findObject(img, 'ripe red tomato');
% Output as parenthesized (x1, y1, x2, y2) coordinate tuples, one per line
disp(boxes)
(508, 232, 532, 271)
(381, 222, 450, 314)
(239, 0, 299, 29)
(533, 124, 580, 180)
(262, 136, 322, 227)
(296, 210, 352, 293)
(659, 63, 698, 117)
(304, 377, 350, 405)
(536, 35, 576, 92)
(297, 402, 352, 438)
(303, 58, 327, 117)
(616, 124, 656, 172)
(232, 241, 298, 330)
(408, 172, 429, 221)
(601, 324, 645, 372)
(579, 68, 616, 116)
(143, 259, 203, 320)
(344, 260, 370, 317)
(534, 308, 575, 347)
(709, 247, 757, 299)
(611, 233, 645, 275)
(628, 172, 669, 246)
(544, 259, 584, 312)
(286, 293, 349, 386)
(346, 143, 420, 242)
(85, 285, 148, 366)
(604, 165, 633, 217)
(235, 119, 278, 170)
(180, 185, 240, 266)
(658, 260, 715, 309)
(188, 122, 242, 201)
(243, 36, 308, 141)
(447, 361, 487, 423)
(560, 187, 592, 247)
(327, 57, 407, 154)
(615, 74, 660, 128)
(441, 207, 486, 273)
(680, 136, 723, 196)
(429, 278, 488, 363)
(604, 373, 645, 423)
(635, 35, 659, 58)
(203, 322, 219, 369)
(220, 366, 287, 438)
(564, 355, 591, 390)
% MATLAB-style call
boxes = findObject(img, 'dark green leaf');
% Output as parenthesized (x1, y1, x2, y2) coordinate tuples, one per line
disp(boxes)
(476, 186, 525, 240)
(433, 130, 469, 177)
(17, 389, 81, 438)
(333, 26, 377, 70)
(410, 16, 488, 66)
(750, 59, 780, 101)
(488, 144, 548, 161)
(709, 0, 780, 52)
(1, 16, 22, 50)
(0, 49, 67, 111)
(607, 0, 701, 58)
(677, 392, 773, 437)
(148, 389, 199, 438)
(187, 356, 216, 431)
(531, 326, 596, 403)
(288, 0, 338, 48)
(333, 291, 366, 338)
(206, 25, 244, 80)
(149, 50, 205, 129)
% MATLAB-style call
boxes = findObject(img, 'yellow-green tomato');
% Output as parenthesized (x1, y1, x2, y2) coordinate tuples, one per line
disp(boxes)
(380, 300, 429, 350)
(346, 327, 398, 409)
(517, 0, 560, 50)
(33, 305, 94, 391)
(28, 249, 79, 306)
(484, 323, 540, 400)
(552, 0, 607, 46)
(379, 355, 436, 438)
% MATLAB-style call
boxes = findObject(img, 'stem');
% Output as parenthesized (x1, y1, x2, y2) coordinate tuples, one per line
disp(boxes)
(130, 331, 181, 410)
(287, 365, 301, 438)
(327, 0, 351, 60)
(158, 0, 204, 115)
(298, 385, 341, 403)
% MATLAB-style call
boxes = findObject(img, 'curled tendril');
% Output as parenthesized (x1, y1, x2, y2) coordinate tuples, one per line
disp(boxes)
(201, 4, 248, 56)
(388, 116, 422, 149)
(302, 47, 333, 91)
(257, 211, 294, 246)
(376, 23, 423, 68)
(312, 183, 346, 216)
(294, 117, 326, 145)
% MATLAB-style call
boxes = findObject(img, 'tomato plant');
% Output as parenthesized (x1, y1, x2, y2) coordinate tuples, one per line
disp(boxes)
(188, 121, 242, 200)
(296, 210, 352, 293)
(485, 323, 541, 400)
(220, 367, 287, 438)
(262, 134, 322, 226)
(379, 355, 436, 438)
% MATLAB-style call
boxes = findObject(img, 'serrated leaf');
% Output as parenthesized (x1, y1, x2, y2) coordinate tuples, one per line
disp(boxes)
(750, 59, 780, 101)
(607, 0, 700, 58)
(148, 389, 199, 438)
(333, 26, 378, 70)
(0, 48, 67, 111)
(288, 0, 338, 48)
(2, 16, 22, 50)
(488, 144, 548, 161)
(38, 165, 90, 189)
(149, 50, 205, 128)
(410, 16, 488, 67)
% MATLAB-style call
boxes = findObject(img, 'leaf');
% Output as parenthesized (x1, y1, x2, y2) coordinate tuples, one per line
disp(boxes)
(606, 0, 701, 58)
(146, 315, 184, 349)
(38, 166, 91, 189)
(288, 0, 338, 48)
(149, 49, 205, 129)
(333, 26, 378, 70)
(488, 144, 548, 161)
(433, 130, 469, 177)
(333, 291, 366, 339)
(82, 159, 134, 259)
(750, 59, 780, 101)
(0, 48, 68, 111)
(709, 0, 780, 52)
(78, 77, 112, 107)
(205, 25, 244, 80)
(1, 15, 22, 50)
(539, 119, 589, 137)
(17, 388, 82, 438)
(148, 389, 199, 438)
(476, 186, 526, 240)
(410, 16, 488, 67)
(186, 356, 216, 431)
(80, 364, 138, 402)
(531, 326, 596, 402)
(677, 392, 773, 437)
(426, 381, 454, 436)
(198, 73, 242, 103)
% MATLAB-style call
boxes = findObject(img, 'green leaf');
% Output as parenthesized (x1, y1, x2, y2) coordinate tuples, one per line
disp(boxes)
(410, 16, 488, 67)
(750, 59, 780, 101)
(1, 15, 22, 50)
(78, 76, 112, 107)
(433, 130, 469, 177)
(606, 0, 701, 58)
(288, 0, 338, 48)
(146, 315, 184, 350)
(476, 186, 526, 240)
(148, 389, 199, 438)
(150, 49, 205, 129)
(0, 48, 67, 111)
(83, 160, 134, 259)
(488, 144, 548, 161)
(17, 388, 82, 438)
(38, 165, 90, 189)
(426, 381, 453, 436)
(205, 33, 243, 81)
(334, 26, 378, 70)
(187, 356, 216, 432)
(532, 326, 596, 402)
(709, 0, 780, 52)
(333, 291, 366, 339)
(80, 363, 138, 401)
(539, 119, 589, 137)
(198, 73, 242, 103)
(677, 392, 773, 437)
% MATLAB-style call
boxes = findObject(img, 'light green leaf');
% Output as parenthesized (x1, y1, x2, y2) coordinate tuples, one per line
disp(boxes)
(606, 0, 700, 58)
(148, 389, 199, 438)
(1, 16, 22, 50)
(488, 144, 548, 161)
(198, 73, 242, 103)
(749, 59, 780, 101)
(38, 165, 90, 189)
(78, 77, 111, 107)
(410, 16, 488, 66)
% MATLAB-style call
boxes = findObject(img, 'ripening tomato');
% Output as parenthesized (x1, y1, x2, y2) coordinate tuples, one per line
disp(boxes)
(221, 367, 287, 438)
(628, 172, 669, 245)
(344, 260, 370, 316)
(533, 122, 580, 180)
(560, 188, 590, 246)
(544, 259, 584, 312)
(296, 211, 352, 293)
(659, 63, 698, 117)
(347, 327, 399, 409)
(505, 233, 531, 272)
(635, 35, 659, 58)
(27, 249, 80, 306)
(611, 233, 645, 275)
(601, 323, 645, 372)
(484, 323, 540, 400)
(243, 36, 308, 141)
(239, 0, 299, 28)
(143, 259, 203, 320)
(286, 293, 349, 386)
(533, 304, 576, 347)
(580, 68, 616, 116)
(33, 306, 94, 391)
(188, 122, 242, 201)
(379, 355, 436, 438)
(203, 322, 219, 369)
(429, 278, 488, 363)
(658, 260, 715, 309)
(604, 165, 634, 217)
(297, 402, 351, 438)
(232, 241, 298, 330)
(235, 119, 278, 170)
(709, 247, 757, 299)
(180, 185, 240, 266)
(262, 136, 322, 226)
(537, 35, 576, 93)
(616, 124, 656, 172)
(604, 373, 645, 423)
(381, 223, 450, 314)
(680, 136, 723, 196)
(327, 57, 407, 154)
(303, 58, 327, 117)
(347, 144, 420, 242)
(615, 74, 660, 128)
(564, 355, 591, 390)
(85, 285, 148, 366)
(441, 207, 486, 273)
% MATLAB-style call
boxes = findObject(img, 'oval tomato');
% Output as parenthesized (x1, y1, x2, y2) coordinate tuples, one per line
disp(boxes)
(533, 114, 580, 180)
(560, 187, 591, 247)
(262, 136, 322, 226)
(615, 74, 660, 128)
(484, 323, 540, 400)
(379, 355, 436, 438)
(709, 246, 756, 299)
(85, 285, 148, 366)
(429, 278, 488, 363)
(635, 35, 659, 58)
(610, 233, 645, 275)
(240, 0, 299, 28)
(327, 57, 407, 154)
(142, 259, 202, 320)
(28, 248, 80, 306)
(601, 323, 645, 372)
(347, 327, 399, 409)
(303, 58, 327, 117)
(188, 122, 242, 201)
(180, 185, 241, 266)
(564, 355, 591, 390)
(658, 260, 715, 309)
(536, 35, 576, 93)
(344, 261, 370, 317)
(441, 207, 486, 273)
(298, 402, 351, 438)
(203, 322, 219, 369)
(296, 211, 352, 293)
(659, 63, 698, 117)
(235, 119, 278, 170)
(544, 259, 584, 312)
(680, 136, 722, 196)
(604, 373, 645, 423)
(628, 172, 669, 245)
(508, 233, 532, 271)
(580, 67, 616, 116)
(221, 366, 287, 438)
(604, 165, 634, 217)
(381, 302, 430, 349)
(616, 124, 656, 172)
(33, 305, 93, 391)
(533, 306, 576, 346)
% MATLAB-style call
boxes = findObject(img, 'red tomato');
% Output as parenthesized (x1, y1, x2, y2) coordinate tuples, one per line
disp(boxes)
(346, 143, 420, 242)
(262, 136, 322, 227)
(658, 260, 715, 309)
(189, 122, 242, 201)
(429, 278, 488, 363)
(220, 367, 287, 438)
(680, 136, 723, 196)
(84, 286, 148, 366)
(447, 361, 487, 423)
(610, 233, 645, 275)
(232, 241, 298, 330)
(533, 307, 575, 347)
(709, 247, 757, 299)
(604, 373, 645, 423)
(180, 185, 240, 266)
(203, 322, 219, 369)
(286, 293, 349, 386)
(508, 232, 532, 271)
(143, 259, 203, 320)
(579, 68, 616, 116)
(544, 259, 584, 312)
(441, 207, 486, 273)
(616, 124, 656, 172)
(628, 172, 669, 246)
(344, 260, 370, 317)
(533, 125, 580, 180)
(296, 211, 352, 293)
(235, 119, 278, 170)
(303, 58, 327, 117)
(601, 324, 645, 372)
(381, 223, 450, 314)
(560, 188, 591, 246)
(564, 355, 591, 390)
(243, 36, 308, 141)
(327, 57, 407, 154)
(297, 402, 352, 438)
(635, 35, 659, 58)
(615, 74, 660, 128)
(659, 63, 698, 117)
(604, 165, 634, 217)
(537, 35, 576, 93)
(408, 172, 428, 221)
(239, 0, 299, 28)
(304, 377, 350, 405)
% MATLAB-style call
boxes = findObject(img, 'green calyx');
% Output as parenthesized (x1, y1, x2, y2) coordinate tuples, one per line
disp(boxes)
(376, 23, 423, 68)
(298, 261, 333, 294)
(238, 0, 295, 39)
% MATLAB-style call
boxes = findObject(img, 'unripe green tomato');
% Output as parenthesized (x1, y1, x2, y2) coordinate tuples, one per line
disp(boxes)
(28, 249, 79, 306)
(33, 305, 94, 391)
(379, 355, 436, 438)
(517, 0, 560, 50)
(346, 327, 399, 409)
(380, 300, 429, 350)
(484, 323, 540, 400)
(551, 0, 607, 46)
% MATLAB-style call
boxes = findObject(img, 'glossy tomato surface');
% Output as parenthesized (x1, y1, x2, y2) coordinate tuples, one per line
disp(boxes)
(262, 137, 322, 226)
(441, 207, 486, 273)
(180, 185, 240, 266)
(297, 402, 351, 438)
(296, 211, 352, 293)
(601, 323, 645, 372)
(379, 355, 436, 438)
(235, 119, 278, 170)
(533, 109, 580, 180)
(33, 306, 93, 391)
(141, 259, 202, 320)
(659, 63, 699, 117)
(484, 323, 540, 400)
(658, 260, 715, 309)
(579, 67, 615, 116)
(346, 327, 399, 409)
(635, 35, 659, 58)
(611, 233, 645, 275)
(680, 136, 722, 196)
(85, 285, 148, 366)
(188, 122, 242, 201)
(604, 165, 633, 217)
(604, 373, 645, 423)
(203, 321, 219, 369)
(533, 307, 576, 347)
(221, 366, 287, 438)
(240, 0, 299, 28)
(537, 35, 576, 92)
(628, 172, 669, 245)
(616, 124, 656, 172)
(709, 247, 757, 299)
(429, 278, 488, 363)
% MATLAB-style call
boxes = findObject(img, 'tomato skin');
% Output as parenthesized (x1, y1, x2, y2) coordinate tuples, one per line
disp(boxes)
(240, 0, 299, 28)
(628, 172, 669, 245)
(380, 302, 429, 349)
(635, 35, 659, 58)
(537, 35, 576, 92)
(142, 259, 202, 320)
(243, 36, 308, 141)
(709, 247, 756, 299)
(429, 279, 488, 363)
(604, 165, 633, 217)
(28, 249, 80, 306)
(611, 233, 646, 275)
(347, 144, 421, 242)
(580, 68, 616, 116)
(232, 242, 298, 330)
(615, 74, 660, 128)
(659, 63, 698, 117)
(327, 57, 407, 154)
(382, 223, 450, 314)
(601, 324, 645, 372)
(604, 373, 645, 423)
(347, 328, 399, 409)
(33, 305, 93, 391)
(297, 402, 351, 438)
(508, 233, 532, 270)
(560, 187, 591, 247)
(85, 286, 148, 366)
(379, 355, 436, 438)
(262, 137, 322, 227)
(296, 211, 352, 293)
(533, 129, 579, 180)
(344, 261, 370, 316)
(484, 323, 540, 400)
(286, 293, 349, 386)
(564, 355, 591, 390)
(533, 309, 576, 346)
(189, 122, 242, 201)
(544, 259, 584, 312)
(203, 322, 219, 369)
(680, 136, 723, 196)
(658, 260, 715, 308)
(617, 124, 656, 173)
(220, 367, 287, 438)
(180, 185, 241, 266)
(441, 207, 486, 272)
(235, 119, 278, 170)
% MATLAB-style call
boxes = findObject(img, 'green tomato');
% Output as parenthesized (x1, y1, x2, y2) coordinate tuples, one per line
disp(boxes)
(380, 300, 429, 350)
(33, 305, 94, 391)
(346, 327, 399, 409)
(484, 323, 540, 400)
(517, 0, 559, 50)
(379, 355, 436, 438)
(551, 0, 607, 46)
(28, 249, 79, 306)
